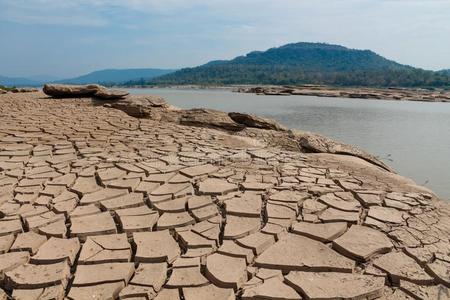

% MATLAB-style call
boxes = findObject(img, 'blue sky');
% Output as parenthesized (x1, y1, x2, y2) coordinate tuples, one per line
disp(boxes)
(0, 0, 449, 78)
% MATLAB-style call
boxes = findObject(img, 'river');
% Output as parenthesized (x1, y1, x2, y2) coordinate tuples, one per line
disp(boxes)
(127, 88, 450, 200)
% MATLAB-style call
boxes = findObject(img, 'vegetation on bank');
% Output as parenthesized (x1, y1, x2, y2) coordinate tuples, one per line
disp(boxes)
(123, 43, 450, 88)
(0, 85, 16, 91)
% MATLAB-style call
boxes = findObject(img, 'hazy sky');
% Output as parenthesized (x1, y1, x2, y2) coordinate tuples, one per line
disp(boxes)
(1, 0, 449, 78)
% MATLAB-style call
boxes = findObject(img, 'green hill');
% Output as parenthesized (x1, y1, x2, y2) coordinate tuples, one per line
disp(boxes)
(148, 43, 450, 87)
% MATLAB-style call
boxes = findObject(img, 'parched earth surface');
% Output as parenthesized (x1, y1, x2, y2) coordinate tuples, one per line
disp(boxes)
(0, 91, 449, 300)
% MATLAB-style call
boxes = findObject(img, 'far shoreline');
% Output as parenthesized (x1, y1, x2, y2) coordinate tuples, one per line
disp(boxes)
(118, 84, 450, 103)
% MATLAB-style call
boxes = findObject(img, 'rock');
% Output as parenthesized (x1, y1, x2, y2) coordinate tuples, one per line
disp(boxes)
(134, 230, 180, 263)
(426, 259, 450, 287)
(225, 193, 262, 217)
(94, 87, 129, 100)
(223, 216, 261, 240)
(205, 253, 248, 290)
(285, 271, 385, 299)
(72, 262, 134, 286)
(10, 231, 47, 254)
(183, 285, 235, 300)
(254, 234, 354, 273)
(5, 261, 71, 289)
(109, 95, 170, 118)
(228, 112, 287, 131)
(400, 280, 450, 299)
(198, 178, 238, 195)
(166, 266, 209, 288)
(242, 277, 301, 300)
(78, 233, 131, 264)
(43, 84, 100, 98)
(69, 212, 117, 241)
(180, 164, 219, 178)
(67, 282, 124, 299)
(373, 252, 434, 285)
(180, 109, 245, 131)
(10, 87, 39, 93)
(368, 206, 405, 224)
(31, 237, 80, 265)
(292, 221, 347, 242)
(332, 225, 393, 261)
(293, 130, 394, 172)
(0, 252, 30, 280)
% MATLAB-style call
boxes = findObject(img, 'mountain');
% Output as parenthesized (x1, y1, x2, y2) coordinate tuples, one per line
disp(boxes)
(58, 68, 175, 85)
(0, 75, 41, 87)
(149, 42, 450, 87)
(439, 69, 450, 75)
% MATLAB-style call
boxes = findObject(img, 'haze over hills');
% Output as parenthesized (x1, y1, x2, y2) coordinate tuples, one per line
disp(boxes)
(57, 68, 175, 85)
(148, 42, 450, 87)
(0, 75, 41, 87)
(0, 68, 175, 87)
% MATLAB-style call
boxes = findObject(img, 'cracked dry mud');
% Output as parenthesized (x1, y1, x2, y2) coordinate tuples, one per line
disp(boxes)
(0, 91, 449, 300)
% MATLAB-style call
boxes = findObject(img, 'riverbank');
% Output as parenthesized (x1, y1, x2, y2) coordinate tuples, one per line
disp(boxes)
(235, 85, 450, 102)
(0, 87, 448, 299)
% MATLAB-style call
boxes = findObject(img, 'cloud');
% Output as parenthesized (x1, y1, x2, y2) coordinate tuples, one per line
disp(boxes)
(0, 0, 109, 26)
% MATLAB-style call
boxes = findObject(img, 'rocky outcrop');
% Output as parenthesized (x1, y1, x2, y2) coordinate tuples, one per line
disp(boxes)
(43, 84, 390, 171)
(292, 130, 394, 172)
(10, 88, 39, 93)
(0, 90, 449, 299)
(93, 87, 129, 99)
(43, 84, 128, 100)
(237, 85, 450, 103)
(107, 95, 170, 118)
(228, 112, 287, 131)
(180, 109, 245, 131)
(43, 84, 101, 98)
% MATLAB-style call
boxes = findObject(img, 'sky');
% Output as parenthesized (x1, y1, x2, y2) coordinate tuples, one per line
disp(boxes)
(0, 0, 449, 78)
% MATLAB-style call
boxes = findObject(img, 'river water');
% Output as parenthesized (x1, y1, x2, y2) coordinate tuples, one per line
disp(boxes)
(127, 88, 450, 200)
